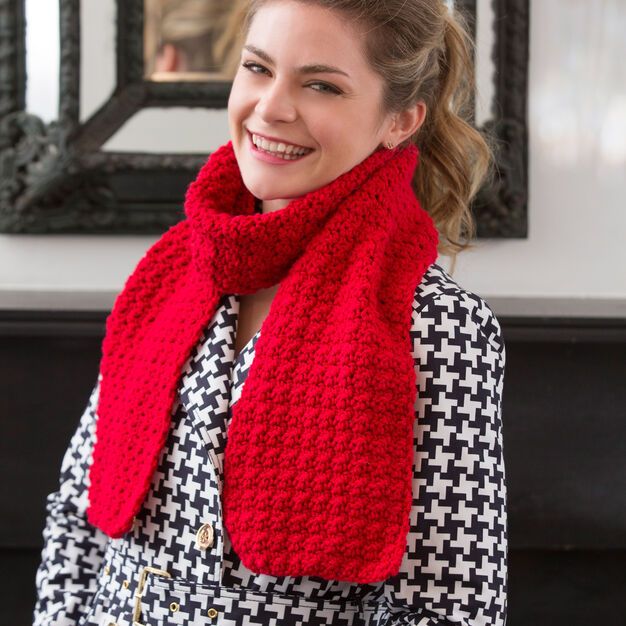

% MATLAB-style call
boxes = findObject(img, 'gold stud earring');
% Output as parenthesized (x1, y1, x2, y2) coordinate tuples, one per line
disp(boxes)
(386, 141, 395, 150)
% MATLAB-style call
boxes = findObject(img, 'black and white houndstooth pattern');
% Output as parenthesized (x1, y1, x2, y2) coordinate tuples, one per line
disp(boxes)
(32, 262, 507, 626)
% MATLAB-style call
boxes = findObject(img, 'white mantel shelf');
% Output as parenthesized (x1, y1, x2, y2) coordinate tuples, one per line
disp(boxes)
(1, 289, 625, 319)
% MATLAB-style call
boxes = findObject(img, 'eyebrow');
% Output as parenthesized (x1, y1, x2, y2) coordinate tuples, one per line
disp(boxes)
(243, 44, 352, 79)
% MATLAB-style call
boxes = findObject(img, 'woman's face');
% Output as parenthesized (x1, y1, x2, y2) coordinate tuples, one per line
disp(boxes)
(227, 0, 404, 211)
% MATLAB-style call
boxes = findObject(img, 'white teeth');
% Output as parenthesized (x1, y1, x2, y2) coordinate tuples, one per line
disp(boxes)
(251, 133, 312, 159)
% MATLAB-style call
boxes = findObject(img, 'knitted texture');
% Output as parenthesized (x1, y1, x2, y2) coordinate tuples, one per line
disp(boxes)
(86, 140, 439, 583)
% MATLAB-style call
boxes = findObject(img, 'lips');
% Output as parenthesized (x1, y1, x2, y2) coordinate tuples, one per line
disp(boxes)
(246, 129, 314, 151)
(248, 133, 313, 163)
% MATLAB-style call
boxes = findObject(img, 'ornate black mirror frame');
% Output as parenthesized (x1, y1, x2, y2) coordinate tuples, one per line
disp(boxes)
(0, 0, 528, 236)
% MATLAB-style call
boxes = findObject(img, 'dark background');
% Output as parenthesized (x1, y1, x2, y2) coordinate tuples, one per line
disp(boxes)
(1, 310, 625, 625)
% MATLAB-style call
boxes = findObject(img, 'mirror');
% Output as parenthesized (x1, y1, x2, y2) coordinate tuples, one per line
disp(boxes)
(0, 0, 529, 237)
(24, 0, 59, 123)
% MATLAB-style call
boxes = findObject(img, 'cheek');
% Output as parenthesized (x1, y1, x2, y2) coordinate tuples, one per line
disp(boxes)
(227, 95, 243, 126)
(228, 76, 252, 123)
(306, 117, 346, 152)
(305, 106, 365, 154)
(316, 130, 359, 169)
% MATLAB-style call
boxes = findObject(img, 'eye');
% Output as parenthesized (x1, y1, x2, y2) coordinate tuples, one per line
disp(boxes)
(241, 61, 270, 75)
(308, 82, 342, 96)
(241, 61, 342, 96)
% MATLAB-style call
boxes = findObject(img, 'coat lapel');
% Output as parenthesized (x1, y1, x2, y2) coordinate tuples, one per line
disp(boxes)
(178, 293, 260, 494)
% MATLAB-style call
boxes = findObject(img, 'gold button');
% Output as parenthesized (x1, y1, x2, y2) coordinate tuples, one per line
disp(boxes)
(170, 601, 180, 612)
(195, 522, 214, 550)
(122, 579, 130, 589)
(207, 607, 218, 618)
(104, 565, 110, 575)
(107, 623, 117, 626)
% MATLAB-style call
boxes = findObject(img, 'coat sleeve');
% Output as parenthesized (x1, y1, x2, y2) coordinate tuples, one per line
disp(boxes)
(32, 378, 110, 626)
(374, 290, 508, 626)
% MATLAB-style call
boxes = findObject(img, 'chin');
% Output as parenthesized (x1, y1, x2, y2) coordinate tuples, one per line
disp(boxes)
(241, 177, 291, 202)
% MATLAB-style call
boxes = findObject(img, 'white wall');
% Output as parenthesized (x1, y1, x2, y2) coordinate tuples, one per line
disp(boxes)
(2, 0, 625, 315)
(449, 0, 626, 316)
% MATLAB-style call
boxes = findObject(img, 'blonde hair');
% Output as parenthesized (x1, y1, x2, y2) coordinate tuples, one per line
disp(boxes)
(242, 0, 496, 272)
(145, 0, 247, 78)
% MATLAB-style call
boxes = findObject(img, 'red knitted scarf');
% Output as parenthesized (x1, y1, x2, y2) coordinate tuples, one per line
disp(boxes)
(86, 140, 438, 583)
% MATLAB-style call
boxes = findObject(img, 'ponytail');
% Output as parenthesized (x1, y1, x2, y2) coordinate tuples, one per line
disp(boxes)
(410, 5, 496, 273)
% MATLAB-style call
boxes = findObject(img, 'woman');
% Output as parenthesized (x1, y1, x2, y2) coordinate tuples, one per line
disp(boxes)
(33, 1, 507, 625)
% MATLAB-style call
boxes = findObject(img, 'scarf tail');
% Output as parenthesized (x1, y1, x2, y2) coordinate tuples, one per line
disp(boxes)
(87, 223, 223, 537)
(221, 181, 439, 583)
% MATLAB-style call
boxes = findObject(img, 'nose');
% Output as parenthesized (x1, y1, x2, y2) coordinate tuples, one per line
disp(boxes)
(254, 79, 298, 124)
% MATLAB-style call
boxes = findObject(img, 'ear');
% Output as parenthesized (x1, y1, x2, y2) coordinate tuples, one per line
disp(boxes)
(386, 101, 427, 146)
(155, 43, 182, 73)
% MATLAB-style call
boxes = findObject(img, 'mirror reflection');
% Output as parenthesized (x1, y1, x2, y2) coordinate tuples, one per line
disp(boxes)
(144, 0, 247, 81)
(25, 0, 59, 122)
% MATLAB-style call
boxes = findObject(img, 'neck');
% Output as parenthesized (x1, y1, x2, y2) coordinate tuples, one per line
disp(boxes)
(260, 197, 291, 214)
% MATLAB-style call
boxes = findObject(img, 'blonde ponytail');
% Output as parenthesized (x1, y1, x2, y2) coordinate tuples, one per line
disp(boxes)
(411, 6, 496, 273)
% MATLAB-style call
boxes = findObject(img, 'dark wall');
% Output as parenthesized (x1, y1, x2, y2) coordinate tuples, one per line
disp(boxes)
(1, 311, 625, 625)
(502, 318, 626, 624)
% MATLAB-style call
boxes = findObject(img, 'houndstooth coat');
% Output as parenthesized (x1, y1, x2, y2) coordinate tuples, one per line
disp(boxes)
(33, 262, 508, 626)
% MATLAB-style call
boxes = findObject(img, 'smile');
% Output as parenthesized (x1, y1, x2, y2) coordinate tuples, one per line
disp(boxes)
(248, 131, 314, 161)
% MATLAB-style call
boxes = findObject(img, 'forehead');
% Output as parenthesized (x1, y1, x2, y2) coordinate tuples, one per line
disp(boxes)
(246, 1, 370, 73)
